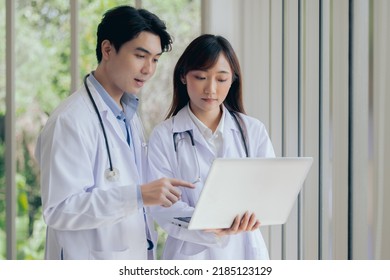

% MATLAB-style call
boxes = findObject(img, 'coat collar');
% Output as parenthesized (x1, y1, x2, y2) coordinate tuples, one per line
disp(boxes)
(83, 75, 109, 114)
(83, 76, 127, 144)
(171, 104, 241, 135)
(171, 105, 196, 133)
(86, 73, 139, 123)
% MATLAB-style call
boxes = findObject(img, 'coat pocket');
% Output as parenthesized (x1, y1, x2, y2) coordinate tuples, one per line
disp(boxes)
(89, 247, 136, 260)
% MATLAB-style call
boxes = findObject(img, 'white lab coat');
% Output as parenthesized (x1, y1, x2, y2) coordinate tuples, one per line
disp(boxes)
(147, 105, 275, 259)
(35, 79, 156, 260)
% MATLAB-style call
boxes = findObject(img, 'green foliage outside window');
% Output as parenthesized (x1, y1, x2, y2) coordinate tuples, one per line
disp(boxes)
(0, 0, 200, 260)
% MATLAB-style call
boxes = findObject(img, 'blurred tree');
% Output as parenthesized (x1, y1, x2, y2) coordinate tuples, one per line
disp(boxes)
(138, 0, 201, 134)
(0, 0, 200, 260)
(14, 0, 71, 260)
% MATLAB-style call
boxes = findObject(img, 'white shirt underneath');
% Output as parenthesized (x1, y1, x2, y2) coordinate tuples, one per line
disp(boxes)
(187, 104, 225, 157)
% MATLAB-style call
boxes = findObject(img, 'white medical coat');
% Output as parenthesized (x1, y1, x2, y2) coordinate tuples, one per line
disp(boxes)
(35, 80, 156, 259)
(147, 105, 275, 259)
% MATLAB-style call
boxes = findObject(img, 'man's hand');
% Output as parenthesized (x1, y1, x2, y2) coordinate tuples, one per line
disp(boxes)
(141, 178, 195, 207)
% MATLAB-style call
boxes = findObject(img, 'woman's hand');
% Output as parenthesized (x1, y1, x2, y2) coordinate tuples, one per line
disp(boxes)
(204, 211, 260, 238)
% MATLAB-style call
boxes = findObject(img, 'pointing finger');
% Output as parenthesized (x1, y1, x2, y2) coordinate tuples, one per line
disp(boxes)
(168, 185, 182, 198)
(168, 178, 196, 189)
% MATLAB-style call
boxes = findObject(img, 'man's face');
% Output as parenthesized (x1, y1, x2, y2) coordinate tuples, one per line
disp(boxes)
(103, 31, 162, 97)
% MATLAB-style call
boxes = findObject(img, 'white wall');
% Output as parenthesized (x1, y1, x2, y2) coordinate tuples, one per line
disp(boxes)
(202, 0, 390, 260)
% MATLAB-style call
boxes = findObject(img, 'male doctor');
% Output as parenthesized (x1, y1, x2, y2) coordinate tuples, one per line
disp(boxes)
(35, 5, 194, 260)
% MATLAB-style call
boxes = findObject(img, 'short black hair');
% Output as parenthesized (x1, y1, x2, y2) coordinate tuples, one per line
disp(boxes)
(96, 5, 172, 63)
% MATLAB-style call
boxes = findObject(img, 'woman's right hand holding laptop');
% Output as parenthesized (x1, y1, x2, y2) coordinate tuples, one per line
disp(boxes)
(204, 211, 260, 237)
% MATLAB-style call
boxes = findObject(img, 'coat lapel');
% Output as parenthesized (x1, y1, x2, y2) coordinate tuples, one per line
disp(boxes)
(221, 110, 248, 158)
(172, 106, 215, 158)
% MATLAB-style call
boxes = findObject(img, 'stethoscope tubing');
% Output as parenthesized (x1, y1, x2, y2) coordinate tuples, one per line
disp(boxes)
(84, 74, 114, 172)
(173, 130, 194, 151)
(172, 111, 249, 158)
(229, 111, 249, 158)
(172, 111, 248, 184)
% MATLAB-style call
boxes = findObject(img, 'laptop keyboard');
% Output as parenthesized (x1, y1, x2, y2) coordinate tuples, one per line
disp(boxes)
(174, 216, 192, 223)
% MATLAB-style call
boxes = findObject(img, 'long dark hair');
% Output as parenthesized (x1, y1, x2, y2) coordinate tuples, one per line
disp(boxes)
(166, 34, 246, 119)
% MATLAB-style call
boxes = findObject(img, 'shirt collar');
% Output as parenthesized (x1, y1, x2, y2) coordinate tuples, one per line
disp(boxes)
(187, 104, 225, 139)
(88, 72, 139, 122)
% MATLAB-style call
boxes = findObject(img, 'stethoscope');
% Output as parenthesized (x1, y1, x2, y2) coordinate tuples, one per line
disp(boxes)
(84, 74, 119, 182)
(84, 74, 153, 250)
(84, 74, 148, 182)
(172, 110, 249, 184)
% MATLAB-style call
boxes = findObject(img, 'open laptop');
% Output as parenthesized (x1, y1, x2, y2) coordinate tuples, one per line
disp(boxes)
(152, 157, 313, 230)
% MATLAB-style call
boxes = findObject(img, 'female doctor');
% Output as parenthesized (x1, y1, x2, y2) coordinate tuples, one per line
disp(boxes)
(34, 6, 194, 260)
(147, 34, 275, 259)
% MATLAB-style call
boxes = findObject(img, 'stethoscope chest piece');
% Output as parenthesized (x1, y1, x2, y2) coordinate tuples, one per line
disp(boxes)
(105, 167, 120, 182)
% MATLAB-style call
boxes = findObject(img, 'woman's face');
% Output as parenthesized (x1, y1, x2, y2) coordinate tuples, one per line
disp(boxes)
(183, 53, 233, 118)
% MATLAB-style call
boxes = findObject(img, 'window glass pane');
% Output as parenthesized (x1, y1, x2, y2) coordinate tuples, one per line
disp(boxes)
(78, 0, 200, 260)
(79, 0, 201, 134)
(14, 0, 71, 260)
(1, 0, 200, 260)
(138, 0, 201, 259)
(79, 0, 135, 80)
(139, 0, 201, 134)
(0, 0, 6, 260)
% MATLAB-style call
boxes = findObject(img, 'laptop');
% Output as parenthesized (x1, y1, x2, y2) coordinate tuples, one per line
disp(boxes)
(152, 157, 313, 230)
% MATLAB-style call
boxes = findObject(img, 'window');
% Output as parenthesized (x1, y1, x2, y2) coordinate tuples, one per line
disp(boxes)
(0, 0, 200, 260)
